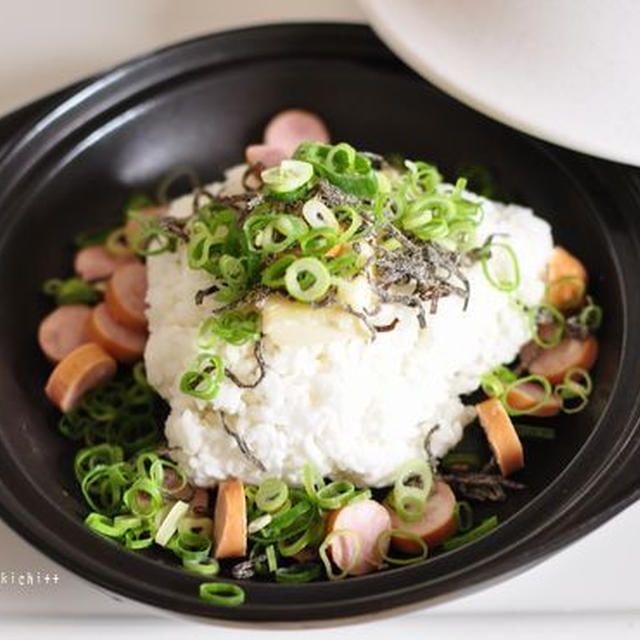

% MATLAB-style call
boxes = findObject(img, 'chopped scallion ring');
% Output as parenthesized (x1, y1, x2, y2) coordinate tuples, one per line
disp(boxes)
(179, 353, 224, 400)
(183, 557, 220, 576)
(302, 198, 339, 230)
(256, 478, 289, 513)
(198, 582, 245, 607)
(303, 463, 325, 503)
(578, 303, 603, 331)
(455, 501, 474, 532)
(502, 375, 553, 416)
(275, 563, 321, 583)
(284, 257, 332, 302)
(316, 480, 356, 510)
(528, 303, 565, 348)
(123, 478, 164, 517)
(85, 513, 124, 539)
(377, 530, 428, 565)
(319, 529, 361, 581)
(481, 242, 520, 292)
(261, 160, 314, 194)
(392, 458, 433, 523)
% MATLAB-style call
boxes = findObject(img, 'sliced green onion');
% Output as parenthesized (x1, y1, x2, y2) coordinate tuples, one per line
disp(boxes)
(256, 478, 289, 513)
(564, 367, 593, 395)
(578, 303, 603, 331)
(198, 582, 245, 607)
(442, 515, 498, 551)
(178, 517, 213, 538)
(303, 463, 325, 503)
(377, 529, 428, 565)
(105, 227, 133, 257)
(480, 365, 517, 398)
(42, 277, 101, 306)
(248, 513, 272, 534)
(555, 383, 590, 414)
(294, 142, 378, 198)
(261, 160, 314, 195)
(150, 458, 187, 495)
(299, 227, 340, 256)
(124, 525, 155, 550)
(123, 478, 164, 517)
(528, 304, 565, 348)
(316, 481, 355, 510)
(85, 513, 124, 538)
(302, 198, 339, 230)
(74, 444, 123, 483)
(261, 254, 297, 288)
(392, 458, 433, 523)
(113, 514, 142, 532)
(275, 563, 321, 583)
(183, 557, 220, 576)
(319, 529, 361, 581)
(481, 242, 520, 292)
(265, 544, 278, 573)
(173, 531, 212, 562)
(198, 310, 260, 347)
(81, 463, 133, 516)
(277, 526, 314, 557)
(155, 500, 190, 546)
(502, 375, 553, 416)
(346, 489, 372, 505)
(179, 353, 224, 400)
(326, 250, 364, 278)
(515, 424, 556, 440)
(334, 205, 367, 242)
(455, 501, 474, 532)
(284, 257, 331, 302)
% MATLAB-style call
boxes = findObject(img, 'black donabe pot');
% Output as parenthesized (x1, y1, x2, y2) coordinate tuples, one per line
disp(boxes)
(0, 24, 639, 625)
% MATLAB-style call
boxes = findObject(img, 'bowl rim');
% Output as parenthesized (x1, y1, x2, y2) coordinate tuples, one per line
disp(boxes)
(0, 22, 639, 626)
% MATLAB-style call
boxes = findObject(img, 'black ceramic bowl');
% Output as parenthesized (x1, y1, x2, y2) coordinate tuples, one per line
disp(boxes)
(1, 24, 640, 625)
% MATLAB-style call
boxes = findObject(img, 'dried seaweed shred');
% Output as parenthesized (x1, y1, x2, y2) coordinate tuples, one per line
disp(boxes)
(220, 412, 266, 472)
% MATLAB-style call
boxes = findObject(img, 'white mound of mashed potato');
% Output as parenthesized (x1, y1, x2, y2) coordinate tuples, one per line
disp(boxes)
(144, 165, 553, 487)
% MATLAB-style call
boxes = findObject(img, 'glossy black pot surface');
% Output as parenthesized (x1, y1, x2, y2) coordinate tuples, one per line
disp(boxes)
(0, 24, 639, 625)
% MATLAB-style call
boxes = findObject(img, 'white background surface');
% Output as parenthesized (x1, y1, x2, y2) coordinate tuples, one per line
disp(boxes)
(0, 0, 638, 636)
(362, 0, 640, 166)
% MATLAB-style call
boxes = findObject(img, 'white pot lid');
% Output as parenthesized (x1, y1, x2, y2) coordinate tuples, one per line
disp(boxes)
(361, 0, 640, 166)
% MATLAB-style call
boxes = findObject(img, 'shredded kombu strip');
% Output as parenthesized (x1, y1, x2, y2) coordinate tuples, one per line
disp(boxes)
(441, 459, 526, 502)
(224, 340, 267, 389)
(220, 412, 266, 472)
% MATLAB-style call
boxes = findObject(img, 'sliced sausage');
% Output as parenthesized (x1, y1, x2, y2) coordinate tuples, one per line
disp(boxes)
(245, 144, 288, 168)
(387, 481, 457, 553)
(105, 262, 148, 331)
(528, 336, 598, 384)
(45, 342, 117, 413)
(264, 109, 330, 157)
(38, 304, 91, 362)
(476, 397, 524, 477)
(325, 499, 391, 576)
(505, 381, 562, 417)
(213, 478, 247, 559)
(546, 246, 587, 309)
(74, 245, 136, 282)
(87, 302, 147, 363)
(189, 487, 210, 518)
